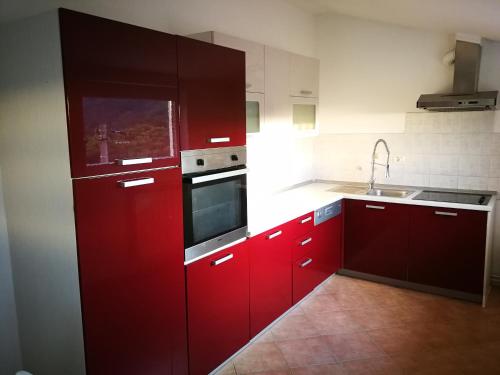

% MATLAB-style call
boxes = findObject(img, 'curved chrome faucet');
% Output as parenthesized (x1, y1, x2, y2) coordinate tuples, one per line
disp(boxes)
(368, 139, 390, 190)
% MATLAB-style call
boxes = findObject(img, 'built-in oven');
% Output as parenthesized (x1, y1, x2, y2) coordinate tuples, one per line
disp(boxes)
(182, 146, 248, 262)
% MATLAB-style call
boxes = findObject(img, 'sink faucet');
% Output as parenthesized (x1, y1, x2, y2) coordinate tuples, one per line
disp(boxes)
(368, 139, 390, 190)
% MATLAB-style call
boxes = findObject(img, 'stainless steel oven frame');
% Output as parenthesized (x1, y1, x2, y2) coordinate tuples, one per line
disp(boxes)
(181, 146, 248, 262)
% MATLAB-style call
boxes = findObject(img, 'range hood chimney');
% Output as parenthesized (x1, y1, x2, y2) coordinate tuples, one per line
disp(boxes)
(417, 39, 498, 111)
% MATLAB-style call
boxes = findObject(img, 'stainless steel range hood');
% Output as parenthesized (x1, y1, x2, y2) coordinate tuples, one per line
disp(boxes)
(417, 40, 498, 111)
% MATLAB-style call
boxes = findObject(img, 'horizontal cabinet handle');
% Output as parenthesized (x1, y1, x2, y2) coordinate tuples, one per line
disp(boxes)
(435, 211, 458, 217)
(300, 258, 313, 268)
(211, 253, 234, 266)
(300, 90, 313, 95)
(119, 177, 154, 188)
(300, 238, 312, 246)
(190, 168, 247, 184)
(267, 230, 282, 240)
(300, 216, 312, 224)
(209, 137, 230, 143)
(116, 157, 153, 166)
(366, 204, 385, 210)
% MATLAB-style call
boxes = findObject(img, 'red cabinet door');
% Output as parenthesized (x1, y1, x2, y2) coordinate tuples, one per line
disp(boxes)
(177, 36, 246, 150)
(60, 9, 180, 178)
(249, 225, 292, 337)
(59, 9, 178, 86)
(73, 168, 187, 375)
(408, 206, 487, 294)
(315, 215, 342, 277)
(344, 199, 409, 280)
(186, 241, 250, 375)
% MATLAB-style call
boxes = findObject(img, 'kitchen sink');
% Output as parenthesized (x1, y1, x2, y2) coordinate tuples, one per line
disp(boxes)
(365, 188, 414, 198)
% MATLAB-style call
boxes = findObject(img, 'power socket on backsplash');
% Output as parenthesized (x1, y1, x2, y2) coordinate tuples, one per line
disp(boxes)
(392, 155, 405, 163)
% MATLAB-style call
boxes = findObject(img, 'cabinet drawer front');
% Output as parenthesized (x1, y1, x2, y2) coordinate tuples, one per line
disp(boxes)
(293, 251, 323, 304)
(293, 233, 315, 262)
(287, 212, 315, 239)
(187, 241, 250, 375)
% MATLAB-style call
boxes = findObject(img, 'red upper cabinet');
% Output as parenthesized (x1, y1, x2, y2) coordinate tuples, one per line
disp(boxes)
(249, 224, 292, 337)
(59, 9, 180, 177)
(344, 199, 409, 280)
(408, 206, 487, 294)
(73, 168, 188, 375)
(177, 36, 246, 150)
(186, 241, 250, 375)
(59, 9, 177, 86)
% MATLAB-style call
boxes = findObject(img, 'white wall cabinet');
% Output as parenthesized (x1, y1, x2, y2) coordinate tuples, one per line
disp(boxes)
(289, 53, 319, 98)
(265, 46, 292, 130)
(189, 31, 265, 94)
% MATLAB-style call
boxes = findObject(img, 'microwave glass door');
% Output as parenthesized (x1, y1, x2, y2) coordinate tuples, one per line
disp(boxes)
(184, 171, 247, 248)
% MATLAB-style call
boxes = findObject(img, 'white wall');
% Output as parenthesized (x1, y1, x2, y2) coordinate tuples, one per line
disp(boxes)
(314, 13, 500, 279)
(0, 168, 22, 375)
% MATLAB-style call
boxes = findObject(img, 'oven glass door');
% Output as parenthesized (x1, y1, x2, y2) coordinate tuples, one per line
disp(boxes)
(183, 168, 247, 250)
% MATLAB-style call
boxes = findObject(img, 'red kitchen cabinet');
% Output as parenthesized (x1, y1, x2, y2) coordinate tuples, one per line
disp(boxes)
(177, 36, 246, 150)
(186, 241, 250, 375)
(292, 215, 342, 304)
(60, 9, 180, 178)
(249, 224, 293, 337)
(408, 206, 487, 294)
(344, 199, 409, 280)
(73, 168, 188, 375)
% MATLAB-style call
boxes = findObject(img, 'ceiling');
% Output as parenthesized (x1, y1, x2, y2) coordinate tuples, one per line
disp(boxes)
(288, 0, 500, 41)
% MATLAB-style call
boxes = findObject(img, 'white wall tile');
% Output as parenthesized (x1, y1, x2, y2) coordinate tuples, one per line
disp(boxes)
(429, 175, 458, 189)
(458, 176, 489, 190)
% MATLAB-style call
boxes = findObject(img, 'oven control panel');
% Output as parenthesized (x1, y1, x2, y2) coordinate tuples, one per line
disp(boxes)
(314, 200, 342, 226)
(181, 146, 246, 174)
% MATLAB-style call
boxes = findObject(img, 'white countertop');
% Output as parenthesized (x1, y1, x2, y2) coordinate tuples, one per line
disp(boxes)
(247, 181, 496, 237)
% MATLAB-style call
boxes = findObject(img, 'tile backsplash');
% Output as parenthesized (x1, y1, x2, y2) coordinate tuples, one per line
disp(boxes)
(314, 111, 500, 193)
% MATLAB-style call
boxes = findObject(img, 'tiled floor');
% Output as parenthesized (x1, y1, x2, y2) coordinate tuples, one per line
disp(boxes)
(215, 275, 500, 375)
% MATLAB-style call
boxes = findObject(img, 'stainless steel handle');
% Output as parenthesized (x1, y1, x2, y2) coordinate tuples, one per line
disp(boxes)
(300, 90, 313, 95)
(300, 216, 312, 224)
(211, 253, 234, 266)
(119, 177, 154, 188)
(116, 157, 153, 166)
(190, 168, 247, 184)
(209, 137, 230, 143)
(300, 238, 312, 246)
(300, 258, 312, 268)
(435, 211, 458, 217)
(366, 204, 385, 210)
(267, 230, 282, 240)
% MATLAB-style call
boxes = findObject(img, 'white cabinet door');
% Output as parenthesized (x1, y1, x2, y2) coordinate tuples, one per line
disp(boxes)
(265, 46, 292, 130)
(289, 53, 319, 98)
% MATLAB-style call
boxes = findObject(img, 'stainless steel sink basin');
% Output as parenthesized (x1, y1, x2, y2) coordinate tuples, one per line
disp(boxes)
(365, 188, 414, 198)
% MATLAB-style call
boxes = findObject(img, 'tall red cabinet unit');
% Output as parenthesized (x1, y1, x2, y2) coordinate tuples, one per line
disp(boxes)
(0, 9, 189, 375)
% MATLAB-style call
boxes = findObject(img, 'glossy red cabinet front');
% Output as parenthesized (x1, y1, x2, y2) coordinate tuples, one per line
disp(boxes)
(292, 215, 342, 304)
(73, 168, 188, 375)
(186, 241, 250, 375)
(408, 205, 487, 294)
(177, 36, 246, 150)
(249, 224, 293, 337)
(344, 199, 409, 280)
(60, 9, 180, 178)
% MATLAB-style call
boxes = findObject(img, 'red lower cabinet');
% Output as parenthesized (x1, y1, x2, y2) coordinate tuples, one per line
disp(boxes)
(186, 241, 250, 375)
(293, 215, 342, 304)
(73, 168, 188, 375)
(249, 225, 292, 337)
(408, 206, 487, 294)
(344, 199, 409, 280)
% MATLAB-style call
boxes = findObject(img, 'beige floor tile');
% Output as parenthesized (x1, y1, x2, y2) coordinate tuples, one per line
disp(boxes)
(291, 364, 347, 375)
(271, 314, 320, 341)
(234, 342, 289, 374)
(325, 332, 385, 362)
(306, 311, 364, 335)
(276, 336, 336, 368)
